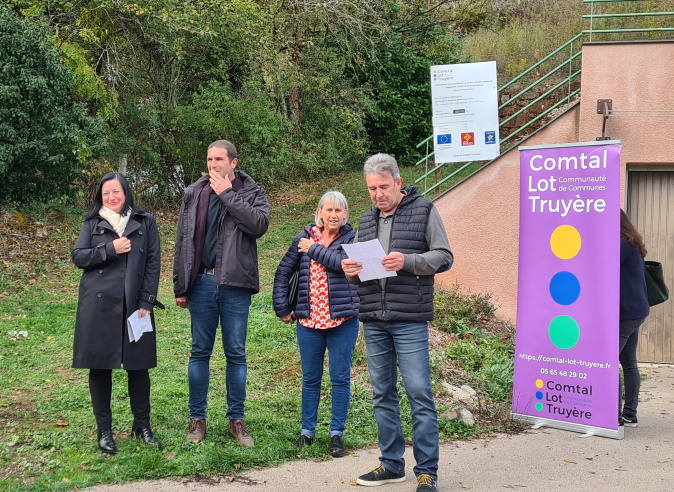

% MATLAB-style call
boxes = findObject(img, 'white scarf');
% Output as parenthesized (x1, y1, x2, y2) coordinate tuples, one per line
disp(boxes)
(99, 206, 131, 237)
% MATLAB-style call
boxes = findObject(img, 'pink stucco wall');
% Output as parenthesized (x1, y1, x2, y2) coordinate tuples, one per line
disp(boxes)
(433, 41, 674, 322)
(578, 42, 674, 163)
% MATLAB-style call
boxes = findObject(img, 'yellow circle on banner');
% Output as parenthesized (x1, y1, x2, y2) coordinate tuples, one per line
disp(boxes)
(535, 379, 544, 388)
(550, 225, 582, 259)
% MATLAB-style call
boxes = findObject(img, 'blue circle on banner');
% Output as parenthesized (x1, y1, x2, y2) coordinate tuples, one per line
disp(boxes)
(549, 271, 581, 305)
(536, 391, 543, 399)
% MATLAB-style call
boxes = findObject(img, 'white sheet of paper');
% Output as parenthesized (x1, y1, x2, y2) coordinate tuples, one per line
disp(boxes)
(342, 239, 397, 282)
(127, 309, 153, 343)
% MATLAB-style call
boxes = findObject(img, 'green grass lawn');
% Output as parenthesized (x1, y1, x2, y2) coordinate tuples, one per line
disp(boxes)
(0, 168, 517, 491)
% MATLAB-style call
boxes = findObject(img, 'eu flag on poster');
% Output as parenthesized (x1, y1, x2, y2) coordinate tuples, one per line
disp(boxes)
(485, 131, 496, 144)
(436, 134, 452, 145)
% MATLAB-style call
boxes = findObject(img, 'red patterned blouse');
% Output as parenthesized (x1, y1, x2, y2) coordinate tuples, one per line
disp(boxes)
(297, 225, 351, 330)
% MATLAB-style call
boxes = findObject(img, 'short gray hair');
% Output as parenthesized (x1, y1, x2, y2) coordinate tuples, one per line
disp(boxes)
(363, 153, 400, 180)
(208, 139, 238, 160)
(314, 190, 349, 227)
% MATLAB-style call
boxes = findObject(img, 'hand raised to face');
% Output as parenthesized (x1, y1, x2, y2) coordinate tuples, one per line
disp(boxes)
(209, 170, 232, 195)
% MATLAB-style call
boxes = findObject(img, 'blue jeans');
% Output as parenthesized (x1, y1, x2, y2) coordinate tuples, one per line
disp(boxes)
(187, 274, 252, 420)
(363, 321, 439, 479)
(619, 317, 645, 418)
(296, 317, 359, 437)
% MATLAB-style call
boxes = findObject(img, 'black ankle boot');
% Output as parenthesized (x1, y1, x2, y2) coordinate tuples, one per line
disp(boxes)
(132, 426, 161, 448)
(97, 429, 117, 454)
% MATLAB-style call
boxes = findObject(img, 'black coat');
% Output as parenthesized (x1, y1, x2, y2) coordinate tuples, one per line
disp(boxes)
(72, 210, 161, 370)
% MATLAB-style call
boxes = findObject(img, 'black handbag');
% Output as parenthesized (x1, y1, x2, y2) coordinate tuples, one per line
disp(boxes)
(287, 231, 309, 311)
(645, 260, 669, 307)
(288, 269, 300, 311)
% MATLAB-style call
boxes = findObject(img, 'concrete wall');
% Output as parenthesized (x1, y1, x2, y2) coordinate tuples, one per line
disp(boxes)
(433, 41, 674, 323)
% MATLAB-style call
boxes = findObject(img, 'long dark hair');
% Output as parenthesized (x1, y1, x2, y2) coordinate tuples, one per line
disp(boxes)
(620, 209, 647, 258)
(85, 172, 136, 219)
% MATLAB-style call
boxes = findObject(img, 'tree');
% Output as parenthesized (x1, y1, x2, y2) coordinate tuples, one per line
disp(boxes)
(0, 7, 105, 203)
(353, 2, 466, 163)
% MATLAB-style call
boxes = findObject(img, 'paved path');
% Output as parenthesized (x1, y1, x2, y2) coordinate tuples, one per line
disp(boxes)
(86, 364, 674, 492)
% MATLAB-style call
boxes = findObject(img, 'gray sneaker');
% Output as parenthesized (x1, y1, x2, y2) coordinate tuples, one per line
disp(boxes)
(186, 418, 206, 443)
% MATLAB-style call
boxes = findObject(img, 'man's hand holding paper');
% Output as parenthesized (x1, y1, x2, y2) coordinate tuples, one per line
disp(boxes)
(341, 239, 398, 282)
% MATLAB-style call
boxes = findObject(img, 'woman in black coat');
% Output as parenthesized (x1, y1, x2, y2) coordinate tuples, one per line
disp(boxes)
(72, 173, 162, 453)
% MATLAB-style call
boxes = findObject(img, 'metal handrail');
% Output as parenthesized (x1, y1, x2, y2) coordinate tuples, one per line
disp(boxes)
(584, 12, 674, 18)
(500, 88, 581, 146)
(585, 27, 674, 33)
(499, 52, 581, 114)
(499, 34, 583, 93)
(412, 0, 674, 198)
(501, 71, 581, 139)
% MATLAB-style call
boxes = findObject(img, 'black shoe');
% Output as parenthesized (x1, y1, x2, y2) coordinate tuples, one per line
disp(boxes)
(97, 429, 117, 454)
(416, 474, 438, 492)
(132, 426, 162, 448)
(356, 465, 406, 486)
(622, 414, 638, 427)
(295, 434, 314, 447)
(328, 435, 346, 457)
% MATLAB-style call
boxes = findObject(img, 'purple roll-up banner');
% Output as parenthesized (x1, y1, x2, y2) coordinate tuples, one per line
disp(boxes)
(512, 141, 623, 439)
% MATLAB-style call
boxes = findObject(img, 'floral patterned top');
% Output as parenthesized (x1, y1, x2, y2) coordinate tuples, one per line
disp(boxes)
(297, 225, 350, 329)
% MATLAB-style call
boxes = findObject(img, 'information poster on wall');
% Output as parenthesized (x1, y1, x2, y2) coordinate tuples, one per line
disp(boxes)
(430, 61, 499, 164)
(512, 141, 622, 439)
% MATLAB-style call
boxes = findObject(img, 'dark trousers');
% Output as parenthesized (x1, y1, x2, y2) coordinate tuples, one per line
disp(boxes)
(89, 369, 151, 430)
(618, 317, 645, 418)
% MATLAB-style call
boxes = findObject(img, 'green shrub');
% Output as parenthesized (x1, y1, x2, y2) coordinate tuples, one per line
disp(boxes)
(175, 81, 293, 186)
(433, 286, 496, 334)
(433, 286, 514, 402)
(477, 354, 514, 402)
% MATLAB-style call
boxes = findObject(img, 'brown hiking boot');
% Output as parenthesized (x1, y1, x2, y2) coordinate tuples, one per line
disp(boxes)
(228, 419, 254, 447)
(186, 418, 206, 443)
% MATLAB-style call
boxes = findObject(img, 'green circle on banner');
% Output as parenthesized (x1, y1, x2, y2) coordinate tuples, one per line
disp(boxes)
(548, 315, 580, 349)
(535, 402, 544, 411)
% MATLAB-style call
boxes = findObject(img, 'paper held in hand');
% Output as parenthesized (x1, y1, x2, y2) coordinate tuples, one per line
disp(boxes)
(342, 239, 397, 282)
(127, 309, 153, 343)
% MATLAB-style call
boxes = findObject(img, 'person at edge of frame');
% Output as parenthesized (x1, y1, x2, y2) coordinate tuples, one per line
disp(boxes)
(618, 209, 649, 428)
